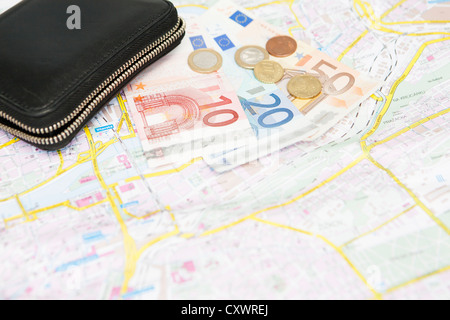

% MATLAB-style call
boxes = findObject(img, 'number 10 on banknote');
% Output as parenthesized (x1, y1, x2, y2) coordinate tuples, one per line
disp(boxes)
(126, 73, 252, 153)
(134, 93, 237, 140)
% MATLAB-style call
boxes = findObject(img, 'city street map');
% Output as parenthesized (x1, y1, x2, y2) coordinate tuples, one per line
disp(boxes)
(0, 0, 449, 299)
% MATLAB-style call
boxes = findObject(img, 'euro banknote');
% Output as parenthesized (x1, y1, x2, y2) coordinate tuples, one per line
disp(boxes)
(188, 10, 320, 169)
(201, 1, 381, 171)
(124, 17, 254, 166)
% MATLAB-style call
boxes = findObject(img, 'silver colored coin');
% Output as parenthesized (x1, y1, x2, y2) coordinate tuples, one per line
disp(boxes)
(235, 46, 269, 69)
(241, 48, 265, 64)
(193, 51, 218, 69)
(188, 49, 223, 74)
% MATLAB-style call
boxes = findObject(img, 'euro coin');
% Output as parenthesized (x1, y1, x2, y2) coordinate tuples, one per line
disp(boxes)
(266, 35, 298, 58)
(254, 60, 285, 84)
(235, 45, 269, 69)
(188, 49, 223, 74)
(287, 75, 323, 99)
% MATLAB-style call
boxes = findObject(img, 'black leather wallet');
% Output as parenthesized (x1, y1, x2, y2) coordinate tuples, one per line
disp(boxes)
(0, 0, 185, 150)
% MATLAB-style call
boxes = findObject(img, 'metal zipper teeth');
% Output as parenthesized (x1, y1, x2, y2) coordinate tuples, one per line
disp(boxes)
(0, 17, 185, 145)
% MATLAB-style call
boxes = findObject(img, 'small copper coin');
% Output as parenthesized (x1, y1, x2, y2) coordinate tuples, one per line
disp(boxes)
(266, 35, 298, 58)
(254, 60, 285, 84)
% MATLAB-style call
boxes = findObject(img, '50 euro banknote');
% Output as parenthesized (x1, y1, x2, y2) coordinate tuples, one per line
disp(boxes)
(201, 1, 381, 171)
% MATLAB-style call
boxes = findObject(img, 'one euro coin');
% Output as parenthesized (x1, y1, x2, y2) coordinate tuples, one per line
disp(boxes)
(188, 49, 223, 74)
(235, 45, 270, 69)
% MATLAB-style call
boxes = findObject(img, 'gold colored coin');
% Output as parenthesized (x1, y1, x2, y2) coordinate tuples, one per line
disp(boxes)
(188, 49, 223, 74)
(287, 75, 323, 99)
(235, 45, 270, 69)
(254, 60, 285, 84)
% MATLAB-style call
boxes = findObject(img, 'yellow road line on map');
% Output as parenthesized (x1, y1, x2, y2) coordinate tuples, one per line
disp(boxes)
(246, 1, 287, 11)
(246, 0, 305, 34)
(64, 199, 109, 212)
(368, 107, 450, 151)
(379, 0, 450, 25)
(122, 206, 180, 295)
(0, 159, 88, 204)
(201, 154, 366, 237)
(111, 185, 161, 220)
(29, 201, 70, 216)
(3, 214, 23, 228)
(338, 1, 383, 61)
(77, 151, 91, 163)
(180, 233, 196, 239)
(201, 215, 254, 237)
(133, 208, 180, 273)
(340, 0, 450, 65)
(4, 215, 22, 223)
(84, 127, 182, 297)
(5, 197, 61, 226)
(109, 182, 119, 189)
(84, 127, 139, 296)
(116, 94, 136, 138)
(0, 146, 96, 203)
(250, 154, 366, 215)
(382, 20, 450, 26)
(337, 29, 369, 61)
(386, 265, 450, 294)
(111, 186, 120, 200)
(85, 128, 115, 192)
(251, 216, 313, 236)
(0, 197, 12, 204)
(15, 194, 34, 222)
(124, 209, 160, 220)
(197, 133, 448, 296)
(176, 4, 209, 10)
(341, 205, 417, 248)
(0, 137, 19, 151)
(353, 0, 450, 36)
(125, 157, 203, 183)
(380, 0, 407, 20)
(57, 150, 64, 175)
(137, 227, 180, 257)
(0, 134, 122, 204)
(361, 37, 450, 152)
(371, 94, 383, 102)
(251, 216, 382, 299)
(367, 155, 450, 236)
(381, 23, 450, 37)
(288, 0, 306, 34)
(117, 114, 126, 134)
(4, 199, 109, 229)
(1, 142, 197, 222)
(408, 31, 450, 37)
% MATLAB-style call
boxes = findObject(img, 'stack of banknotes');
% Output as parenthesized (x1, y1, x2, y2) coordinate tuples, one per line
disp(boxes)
(123, 1, 380, 172)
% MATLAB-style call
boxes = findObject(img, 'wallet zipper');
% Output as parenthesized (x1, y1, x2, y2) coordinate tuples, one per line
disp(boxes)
(0, 17, 185, 147)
